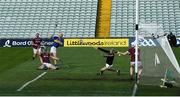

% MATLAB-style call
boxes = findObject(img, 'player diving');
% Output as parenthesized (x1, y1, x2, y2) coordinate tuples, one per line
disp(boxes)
(38, 46, 59, 70)
(96, 47, 120, 75)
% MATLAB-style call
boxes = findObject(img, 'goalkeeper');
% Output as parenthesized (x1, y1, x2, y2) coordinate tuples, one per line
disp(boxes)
(97, 47, 120, 75)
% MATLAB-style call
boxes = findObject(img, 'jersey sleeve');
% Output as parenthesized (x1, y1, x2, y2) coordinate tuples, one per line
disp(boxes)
(128, 48, 130, 53)
(60, 38, 64, 45)
(98, 47, 110, 53)
(54, 36, 59, 40)
(128, 48, 132, 55)
(32, 38, 35, 43)
(60, 38, 64, 43)
(53, 36, 60, 43)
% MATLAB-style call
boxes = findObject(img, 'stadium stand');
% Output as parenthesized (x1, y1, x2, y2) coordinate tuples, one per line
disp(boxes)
(110, 0, 180, 37)
(0, 0, 98, 38)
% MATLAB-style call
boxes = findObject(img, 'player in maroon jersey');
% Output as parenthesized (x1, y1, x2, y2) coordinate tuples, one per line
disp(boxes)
(32, 33, 42, 60)
(120, 42, 143, 80)
(38, 46, 59, 70)
(96, 48, 120, 76)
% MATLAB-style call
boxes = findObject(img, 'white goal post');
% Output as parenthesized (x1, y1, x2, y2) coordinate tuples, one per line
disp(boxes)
(138, 23, 180, 74)
(135, 0, 180, 86)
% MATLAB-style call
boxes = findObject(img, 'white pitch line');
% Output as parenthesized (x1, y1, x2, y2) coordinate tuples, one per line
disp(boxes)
(132, 83, 138, 97)
(17, 72, 47, 91)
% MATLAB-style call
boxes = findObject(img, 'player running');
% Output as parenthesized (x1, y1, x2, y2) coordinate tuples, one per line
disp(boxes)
(50, 33, 64, 66)
(38, 46, 59, 70)
(97, 47, 120, 75)
(120, 42, 142, 80)
(32, 33, 42, 60)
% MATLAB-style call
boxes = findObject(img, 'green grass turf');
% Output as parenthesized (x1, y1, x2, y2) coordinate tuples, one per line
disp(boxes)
(0, 47, 179, 96)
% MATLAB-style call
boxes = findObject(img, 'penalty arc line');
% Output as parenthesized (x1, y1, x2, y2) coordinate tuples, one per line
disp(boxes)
(17, 72, 47, 91)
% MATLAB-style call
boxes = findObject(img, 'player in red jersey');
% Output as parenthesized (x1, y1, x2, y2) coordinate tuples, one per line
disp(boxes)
(32, 33, 42, 60)
(120, 42, 143, 80)
(38, 46, 59, 70)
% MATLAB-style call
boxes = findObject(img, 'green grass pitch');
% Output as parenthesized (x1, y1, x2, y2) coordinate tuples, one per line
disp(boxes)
(0, 47, 179, 96)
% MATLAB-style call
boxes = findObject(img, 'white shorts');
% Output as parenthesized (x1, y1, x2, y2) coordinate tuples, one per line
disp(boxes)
(106, 63, 113, 69)
(33, 48, 41, 54)
(50, 46, 57, 54)
(39, 63, 57, 70)
(130, 61, 143, 68)
(43, 63, 52, 68)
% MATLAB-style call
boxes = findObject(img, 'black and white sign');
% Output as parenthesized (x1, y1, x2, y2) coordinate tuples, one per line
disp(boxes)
(177, 38, 180, 46)
(0, 39, 54, 47)
(129, 37, 158, 47)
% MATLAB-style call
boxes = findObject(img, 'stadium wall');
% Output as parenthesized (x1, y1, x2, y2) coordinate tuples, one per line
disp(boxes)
(1, 38, 180, 47)
(0, 39, 54, 47)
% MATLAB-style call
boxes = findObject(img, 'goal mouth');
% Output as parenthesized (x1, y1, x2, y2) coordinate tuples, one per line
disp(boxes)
(138, 37, 180, 87)
(136, 23, 180, 87)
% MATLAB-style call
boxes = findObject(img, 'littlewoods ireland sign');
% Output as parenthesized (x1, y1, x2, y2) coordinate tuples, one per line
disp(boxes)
(1, 38, 179, 47)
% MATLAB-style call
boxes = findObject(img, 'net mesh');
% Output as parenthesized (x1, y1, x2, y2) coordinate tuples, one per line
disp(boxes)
(139, 23, 166, 37)
(138, 23, 180, 87)
(140, 44, 180, 87)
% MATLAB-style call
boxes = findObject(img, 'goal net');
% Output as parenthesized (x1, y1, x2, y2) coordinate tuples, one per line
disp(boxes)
(138, 23, 180, 87)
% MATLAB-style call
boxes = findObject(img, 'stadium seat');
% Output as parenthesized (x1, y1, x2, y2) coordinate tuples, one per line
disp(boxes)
(0, 0, 98, 38)
(110, 0, 180, 37)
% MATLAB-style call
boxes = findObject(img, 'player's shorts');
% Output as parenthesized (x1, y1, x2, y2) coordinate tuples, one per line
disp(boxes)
(105, 63, 113, 69)
(33, 48, 41, 54)
(50, 46, 57, 54)
(43, 63, 52, 68)
(130, 61, 143, 69)
(39, 63, 57, 70)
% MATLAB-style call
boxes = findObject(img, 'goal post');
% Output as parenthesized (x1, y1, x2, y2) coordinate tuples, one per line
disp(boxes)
(134, 0, 180, 86)
(137, 23, 180, 87)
